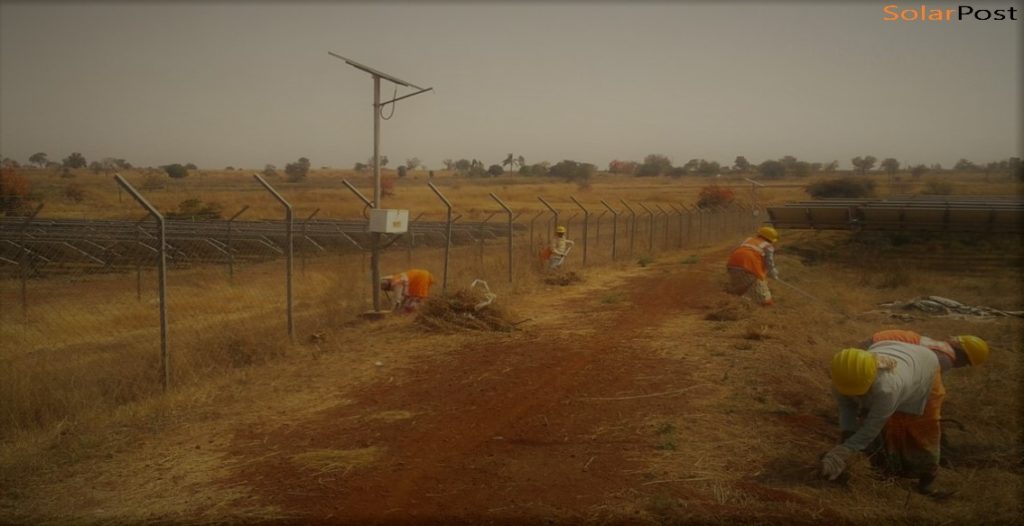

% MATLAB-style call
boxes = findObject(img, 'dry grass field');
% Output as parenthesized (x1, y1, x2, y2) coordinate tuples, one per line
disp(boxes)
(1, 169, 1021, 525)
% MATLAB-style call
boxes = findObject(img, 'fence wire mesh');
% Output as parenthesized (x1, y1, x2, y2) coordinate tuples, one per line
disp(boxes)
(0, 178, 759, 437)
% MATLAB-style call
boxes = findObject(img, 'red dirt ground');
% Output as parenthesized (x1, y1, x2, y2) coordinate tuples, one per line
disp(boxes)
(224, 255, 836, 525)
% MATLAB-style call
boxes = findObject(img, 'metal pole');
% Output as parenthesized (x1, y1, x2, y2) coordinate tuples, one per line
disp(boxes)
(529, 210, 545, 256)
(478, 211, 497, 268)
(302, 208, 320, 275)
(428, 182, 452, 294)
(569, 196, 589, 266)
(253, 174, 294, 341)
(639, 202, 655, 254)
(227, 205, 249, 281)
(668, 204, 683, 249)
(371, 75, 383, 312)
(489, 193, 514, 283)
(656, 204, 669, 250)
(114, 174, 169, 392)
(537, 196, 559, 227)
(620, 200, 636, 257)
(600, 200, 618, 261)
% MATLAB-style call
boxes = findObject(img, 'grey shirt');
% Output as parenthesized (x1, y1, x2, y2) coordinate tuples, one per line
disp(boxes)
(834, 341, 940, 451)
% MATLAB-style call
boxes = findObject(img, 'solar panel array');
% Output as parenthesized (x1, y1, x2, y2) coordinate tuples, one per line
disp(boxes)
(767, 195, 1024, 233)
(0, 217, 518, 275)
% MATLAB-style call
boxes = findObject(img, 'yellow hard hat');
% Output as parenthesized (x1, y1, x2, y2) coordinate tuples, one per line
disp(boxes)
(831, 348, 877, 396)
(556, 225, 567, 234)
(956, 335, 989, 366)
(757, 226, 779, 243)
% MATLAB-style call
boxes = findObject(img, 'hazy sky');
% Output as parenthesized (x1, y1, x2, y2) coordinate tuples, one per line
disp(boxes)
(1, 1, 1020, 170)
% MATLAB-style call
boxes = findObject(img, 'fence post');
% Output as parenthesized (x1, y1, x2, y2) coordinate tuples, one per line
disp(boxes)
(489, 193, 514, 283)
(620, 200, 637, 257)
(600, 200, 618, 261)
(569, 196, 590, 266)
(253, 174, 294, 341)
(427, 182, 452, 295)
(679, 203, 693, 248)
(656, 204, 669, 251)
(114, 174, 170, 392)
(226, 205, 250, 282)
(639, 202, 655, 254)
(300, 208, 320, 275)
(529, 210, 545, 257)
(668, 204, 683, 249)
(478, 211, 497, 268)
(537, 196, 559, 229)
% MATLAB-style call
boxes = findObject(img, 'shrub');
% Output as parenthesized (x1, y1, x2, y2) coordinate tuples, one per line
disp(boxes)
(697, 184, 735, 209)
(285, 157, 311, 182)
(805, 177, 876, 198)
(165, 198, 223, 220)
(0, 167, 31, 214)
(162, 163, 189, 179)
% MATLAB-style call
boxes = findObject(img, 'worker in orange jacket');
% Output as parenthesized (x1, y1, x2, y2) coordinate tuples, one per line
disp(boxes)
(380, 269, 436, 313)
(726, 226, 779, 306)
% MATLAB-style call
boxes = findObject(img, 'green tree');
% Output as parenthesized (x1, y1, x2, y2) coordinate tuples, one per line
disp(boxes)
(405, 157, 421, 171)
(910, 164, 929, 179)
(851, 156, 877, 175)
(29, 152, 48, 168)
(733, 156, 750, 173)
(696, 160, 721, 177)
(638, 154, 672, 177)
(285, 157, 311, 182)
(63, 152, 87, 169)
(263, 164, 277, 178)
(162, 163, 188, 179)
(758, 160, 785, 179)
(953, 158, 977, 171)
(880, 158, 900, 177)
(549, 160, 595, 182)
(487, 164, 504, 176)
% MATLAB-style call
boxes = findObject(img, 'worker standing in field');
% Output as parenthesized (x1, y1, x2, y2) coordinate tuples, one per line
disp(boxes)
(380, 268, 436, 313)
(821, 335, 989, 497)
(726, 226, 779, 306)
(543, 225, 575, 270)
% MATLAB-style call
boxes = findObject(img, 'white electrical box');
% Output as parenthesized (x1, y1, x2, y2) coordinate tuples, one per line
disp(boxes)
(368, 208, 409, 233)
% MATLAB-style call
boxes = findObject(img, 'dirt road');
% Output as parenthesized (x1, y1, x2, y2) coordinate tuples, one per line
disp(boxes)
(221, 252, 837, 525)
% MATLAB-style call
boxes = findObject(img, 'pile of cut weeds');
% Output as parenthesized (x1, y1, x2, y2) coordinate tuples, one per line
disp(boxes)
(416, 290, 518, 332)
(544, 271, 584, 286)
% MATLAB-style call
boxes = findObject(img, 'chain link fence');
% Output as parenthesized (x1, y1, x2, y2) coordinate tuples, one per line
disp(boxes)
(0, 176, 759, 437)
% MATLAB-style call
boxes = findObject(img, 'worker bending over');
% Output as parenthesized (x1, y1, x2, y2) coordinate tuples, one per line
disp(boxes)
(822, 334, 989, 496)
(380, 268, 436, 313)
(726, 226, 779, 306)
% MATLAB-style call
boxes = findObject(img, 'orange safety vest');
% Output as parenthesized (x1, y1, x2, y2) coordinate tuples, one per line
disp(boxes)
(727, 236, 772, 279)
(404, 269, 435, 299)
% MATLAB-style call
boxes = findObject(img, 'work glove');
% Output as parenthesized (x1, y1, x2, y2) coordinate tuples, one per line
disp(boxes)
(769, 268, 779, 280)
(820, 445, 855, 481)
